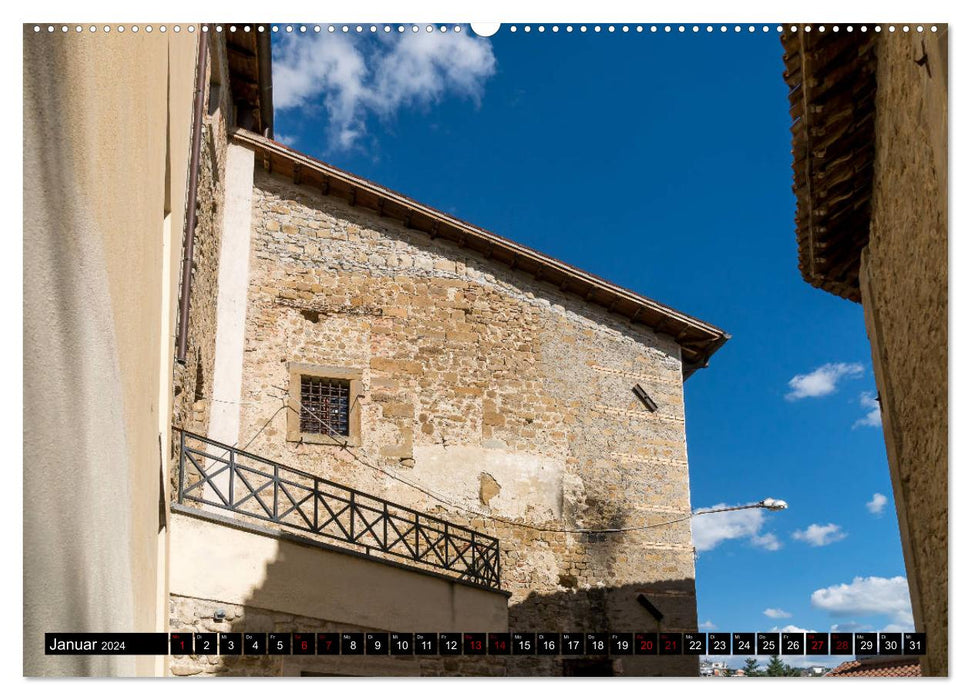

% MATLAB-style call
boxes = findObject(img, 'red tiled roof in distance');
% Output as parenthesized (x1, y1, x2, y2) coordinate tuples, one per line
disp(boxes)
(826, 656, 922, 677)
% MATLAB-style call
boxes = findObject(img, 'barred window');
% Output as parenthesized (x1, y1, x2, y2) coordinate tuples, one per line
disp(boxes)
(300, 376, 351, 437)
(287, 364, 361, 446)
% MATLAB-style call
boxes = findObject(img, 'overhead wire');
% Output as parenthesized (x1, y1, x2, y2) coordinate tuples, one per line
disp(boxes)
(176, 390, 289, 463)
(180, 386, 765, 537)
(282, 390, 714, 536)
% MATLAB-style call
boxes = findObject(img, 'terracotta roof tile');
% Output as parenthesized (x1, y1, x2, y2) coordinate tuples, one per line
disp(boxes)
(827, 657, 922, 677)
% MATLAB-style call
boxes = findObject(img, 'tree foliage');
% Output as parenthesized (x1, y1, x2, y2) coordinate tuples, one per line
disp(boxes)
(742, 657, 762, 676)
(764, 654, 801, 676)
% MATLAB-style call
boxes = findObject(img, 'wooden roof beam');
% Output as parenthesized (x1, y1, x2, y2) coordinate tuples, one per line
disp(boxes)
(228, 44, 258, 59)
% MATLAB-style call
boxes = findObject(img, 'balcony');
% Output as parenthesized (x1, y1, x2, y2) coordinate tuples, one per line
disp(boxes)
(174, 430, 502, 591)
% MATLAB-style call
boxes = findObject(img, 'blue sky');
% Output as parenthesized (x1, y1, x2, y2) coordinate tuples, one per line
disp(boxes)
(270, 24, 911, 664)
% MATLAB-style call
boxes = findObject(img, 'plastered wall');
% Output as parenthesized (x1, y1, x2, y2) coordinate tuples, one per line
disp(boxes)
(23, 27, 198, 676)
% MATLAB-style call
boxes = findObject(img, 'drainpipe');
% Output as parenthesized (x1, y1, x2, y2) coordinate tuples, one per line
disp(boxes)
(175, 25, 210, 364)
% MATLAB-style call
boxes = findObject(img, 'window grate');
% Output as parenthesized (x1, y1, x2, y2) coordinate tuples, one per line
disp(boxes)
(300, 375, 350, 437)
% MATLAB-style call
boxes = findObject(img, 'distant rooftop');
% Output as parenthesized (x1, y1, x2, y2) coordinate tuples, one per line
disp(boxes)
(827, 656, 922, 677)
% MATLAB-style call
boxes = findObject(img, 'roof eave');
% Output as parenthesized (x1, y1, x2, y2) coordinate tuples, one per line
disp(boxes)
(233, 128, 730, 380)
(782, 29, 877, 302)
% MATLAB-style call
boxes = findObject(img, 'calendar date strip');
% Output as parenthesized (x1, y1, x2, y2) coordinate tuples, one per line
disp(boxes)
(47, 631, 926, 656)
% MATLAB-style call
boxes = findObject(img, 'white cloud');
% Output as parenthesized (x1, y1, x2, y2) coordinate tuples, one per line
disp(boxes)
(881, 622, 915, 633)
(770, 624, 815, 633)
(750, 532, 782, 551)
(699, 620, 717, 630)
(691, 504, 782, 552)
(274, 133, 299, 147)
(785, 362, 864, 400)
(368, 32, 495, 115)
(833, 619, 914, 635)
(763, 608, 792, 619)
(273, 31, 496, 151)
(830, 622, 864, 633)
(811, 576, 914, 624)
(853, 392, 883, 428)
(792, 523, 847, 547)
(866, 492, 889, 515)
(273, 33, 368, 147)
(896, 608, 915, 627)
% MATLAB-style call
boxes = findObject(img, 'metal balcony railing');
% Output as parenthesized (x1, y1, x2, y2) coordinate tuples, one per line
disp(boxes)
(176, 430, 501, 590)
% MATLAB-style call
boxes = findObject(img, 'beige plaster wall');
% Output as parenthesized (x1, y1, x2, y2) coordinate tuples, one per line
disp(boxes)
(169, 510, 508, 632)
(23, 27, 198, 676)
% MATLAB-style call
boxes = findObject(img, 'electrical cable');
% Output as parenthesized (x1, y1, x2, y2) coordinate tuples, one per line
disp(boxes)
(176, 391, 289, 463)
(282, 392, 722, 536)
(180, 387, 770, 536)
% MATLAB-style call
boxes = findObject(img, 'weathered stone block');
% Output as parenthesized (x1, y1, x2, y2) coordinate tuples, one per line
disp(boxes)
(226, 169, 701, 677)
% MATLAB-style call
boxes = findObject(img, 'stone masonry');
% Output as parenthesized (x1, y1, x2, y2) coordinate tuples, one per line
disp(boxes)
(171, 34, 233, 462)
(862, 30, 948, 677)
(170, 164, 706, 676)
(168, 594, 506, 677)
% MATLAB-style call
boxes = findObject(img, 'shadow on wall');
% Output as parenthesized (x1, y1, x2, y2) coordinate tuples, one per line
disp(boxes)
(170, 534, 697, 678)
(165, 169, 698, 677)
(167, 510, 507, 676)
(506, 578, 700, 677)
(169, 541, 418, 677)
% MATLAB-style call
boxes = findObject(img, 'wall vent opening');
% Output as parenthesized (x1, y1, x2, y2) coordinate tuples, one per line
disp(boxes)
(632, 384, 658, 412)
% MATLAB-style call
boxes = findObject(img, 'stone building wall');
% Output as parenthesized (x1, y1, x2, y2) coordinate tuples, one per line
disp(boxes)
(168, 594, 507, 677)
(171, 33, 233, 461)
(195, 166, 701, 676)
(862, 29, 948, 677)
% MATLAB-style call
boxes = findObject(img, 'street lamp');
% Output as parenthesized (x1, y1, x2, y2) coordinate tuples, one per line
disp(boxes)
(689, 498, 788, 561)
(693, 498, 789, 516)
